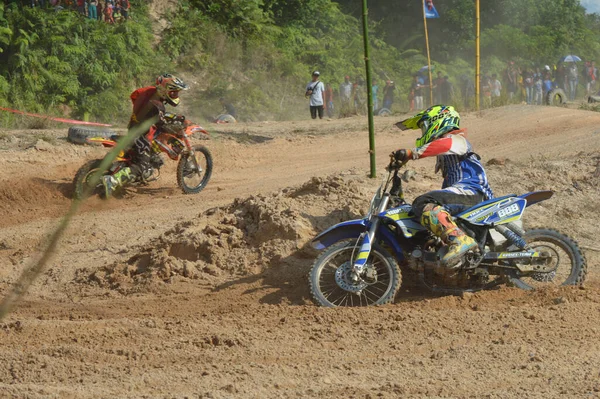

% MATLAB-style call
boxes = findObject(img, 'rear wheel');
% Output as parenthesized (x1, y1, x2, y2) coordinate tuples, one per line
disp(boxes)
(510, 229, 586, 290)
(176, 145, 213, 194)
(72, 159, 107, 200)
(309, 240, 400, 307)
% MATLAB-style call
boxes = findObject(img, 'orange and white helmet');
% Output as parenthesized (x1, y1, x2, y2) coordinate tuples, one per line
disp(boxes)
(156, 74, 188, 106)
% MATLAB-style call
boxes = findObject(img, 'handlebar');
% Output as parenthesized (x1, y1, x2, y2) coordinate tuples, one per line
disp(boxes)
(384, 155, 412, 205)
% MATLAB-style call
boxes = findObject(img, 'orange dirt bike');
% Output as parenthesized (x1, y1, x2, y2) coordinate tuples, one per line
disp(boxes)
(72, 120, 213, 199)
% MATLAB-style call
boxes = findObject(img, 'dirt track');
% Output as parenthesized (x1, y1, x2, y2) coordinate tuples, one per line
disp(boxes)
(1, 105, 600, 398)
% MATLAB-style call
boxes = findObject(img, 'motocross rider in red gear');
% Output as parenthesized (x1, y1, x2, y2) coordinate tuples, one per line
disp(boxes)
(102, 74, 189, 197)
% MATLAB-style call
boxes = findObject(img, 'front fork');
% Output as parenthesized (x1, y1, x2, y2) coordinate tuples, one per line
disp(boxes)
(350, 194, 390, 281)
(183, 136, 202, 175)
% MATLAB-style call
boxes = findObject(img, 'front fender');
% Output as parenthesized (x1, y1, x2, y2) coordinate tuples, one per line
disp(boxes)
(311, 219, 406, 262)
(312, 219, 367, 250)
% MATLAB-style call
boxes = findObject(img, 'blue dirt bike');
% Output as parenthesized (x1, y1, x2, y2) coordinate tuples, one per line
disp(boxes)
(309, 160, 586, 307)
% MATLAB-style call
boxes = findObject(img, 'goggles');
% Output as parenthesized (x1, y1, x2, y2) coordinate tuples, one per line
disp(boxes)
(418, 120, 430, 135)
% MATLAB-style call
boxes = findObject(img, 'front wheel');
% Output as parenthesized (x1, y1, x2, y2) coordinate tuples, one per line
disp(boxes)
(176, 145, 213, 194)
(510, 229, 587, 290)
(309, 240, 400, 307)
(73, 159, 107, 200)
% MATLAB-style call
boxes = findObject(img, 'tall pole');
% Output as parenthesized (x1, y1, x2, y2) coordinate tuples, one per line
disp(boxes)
(423, 0, 434, 106)
(475, 0, 480, 111)
(361, 0, 376, 178)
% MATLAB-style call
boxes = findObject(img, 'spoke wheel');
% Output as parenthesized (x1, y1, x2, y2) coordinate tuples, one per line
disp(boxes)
(510, 229, 586, 290)
(73, 159, 106, 200)
(176, 145, 213, 194)
(310, 240, 400, 307)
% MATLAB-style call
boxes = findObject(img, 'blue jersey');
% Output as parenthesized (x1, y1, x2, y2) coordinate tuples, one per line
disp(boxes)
(414, 132, 494, 200)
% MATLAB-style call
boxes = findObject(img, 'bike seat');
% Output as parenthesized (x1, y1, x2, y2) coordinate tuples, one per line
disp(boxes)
(454, 194, 517, 216)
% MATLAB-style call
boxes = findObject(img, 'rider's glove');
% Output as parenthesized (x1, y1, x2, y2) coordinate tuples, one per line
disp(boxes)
(392, 149, 413, 163)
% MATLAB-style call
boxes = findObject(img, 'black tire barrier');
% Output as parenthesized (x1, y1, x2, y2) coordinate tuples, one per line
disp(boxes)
(545, 88, 566, 106)
(377, 108, 392, 117)
(588, 95, 600, 103)
(67, 125, 116, 145)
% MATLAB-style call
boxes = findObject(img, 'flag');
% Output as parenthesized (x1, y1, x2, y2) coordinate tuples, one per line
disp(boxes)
(424, 0, 440, 18)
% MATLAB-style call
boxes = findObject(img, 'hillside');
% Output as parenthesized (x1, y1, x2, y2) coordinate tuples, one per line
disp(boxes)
(2, 0, 599, 127)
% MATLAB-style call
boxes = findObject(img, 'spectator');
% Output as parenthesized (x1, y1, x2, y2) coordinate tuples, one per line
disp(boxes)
(113, 2, 123, 22)
(505, 61, 518, 100)
(460, 74, 474, 109)
(481, 74, 492, 108)
(534, 68, 543, 105)
(433, 71, 444, 104)
(522, 68, 534, 105)
(353, 76, 366, 115)
(411, 75, 424, 110)
(543, 74, 554, 100)
(104, 1, 114, 23)
(440, 76, 453, 104)
(339, 75, 352, 115)
(76, 0, 84, 14)
(543, 65, 552, 80)
(88, 0, 97, 19)
(324, 83, 334, 118)
(305, 71, 325, 120)
(542, 63, 569, 93)
(491, 73, 502, 106)
(371, 79, 379, 111)
(96, 0, 103, 20)
(585, 61, 596, 94)
(568, 62, 578, 101)
(408, 83, 415, 112)
(118, 0, 129, 20)
(382, 80, 395, 111)
(219, 97, 236, 119)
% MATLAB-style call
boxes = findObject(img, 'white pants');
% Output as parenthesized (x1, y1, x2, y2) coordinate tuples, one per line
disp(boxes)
(414, 96, 424, 110)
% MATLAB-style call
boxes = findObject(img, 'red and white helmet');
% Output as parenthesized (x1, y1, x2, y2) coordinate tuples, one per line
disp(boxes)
(156, 74, 188, 106)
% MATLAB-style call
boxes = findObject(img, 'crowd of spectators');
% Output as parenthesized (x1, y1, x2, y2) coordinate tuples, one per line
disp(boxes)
(476, 60, 598, 108)
(325, 75, 397, 117)
(412, 60, 597, 112)
(306, 59, 600, 119)
(26, 0, 131, 22)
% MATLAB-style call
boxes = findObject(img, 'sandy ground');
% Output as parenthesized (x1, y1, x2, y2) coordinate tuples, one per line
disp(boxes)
(0, 105, 600, 398)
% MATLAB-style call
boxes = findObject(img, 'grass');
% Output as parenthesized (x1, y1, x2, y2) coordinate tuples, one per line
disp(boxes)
(579, 103, 600, 112)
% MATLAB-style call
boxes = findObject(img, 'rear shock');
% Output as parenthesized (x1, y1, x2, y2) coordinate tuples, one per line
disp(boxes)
(495, 225, 527, 249)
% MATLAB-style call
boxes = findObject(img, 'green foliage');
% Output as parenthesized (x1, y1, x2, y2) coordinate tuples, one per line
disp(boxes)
(0, 4, 157, 125)
(2, 0, 600, 125)
(336, 0, 599, 65)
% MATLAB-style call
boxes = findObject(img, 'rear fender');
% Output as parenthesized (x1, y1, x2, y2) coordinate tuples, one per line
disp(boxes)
(520, 191, 553, 207)
(311, 219, 405, 262)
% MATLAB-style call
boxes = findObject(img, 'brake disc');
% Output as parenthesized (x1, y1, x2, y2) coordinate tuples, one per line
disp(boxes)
(530, 249, 558, 282)
(335, 262, 368, 293)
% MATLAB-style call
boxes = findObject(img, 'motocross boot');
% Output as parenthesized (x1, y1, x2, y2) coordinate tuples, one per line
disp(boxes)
(421, 204, 477, 267)
(102, 167, 132, 198)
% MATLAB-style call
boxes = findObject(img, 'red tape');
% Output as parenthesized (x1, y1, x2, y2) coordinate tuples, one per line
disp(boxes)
(0, 106, 113, 127)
